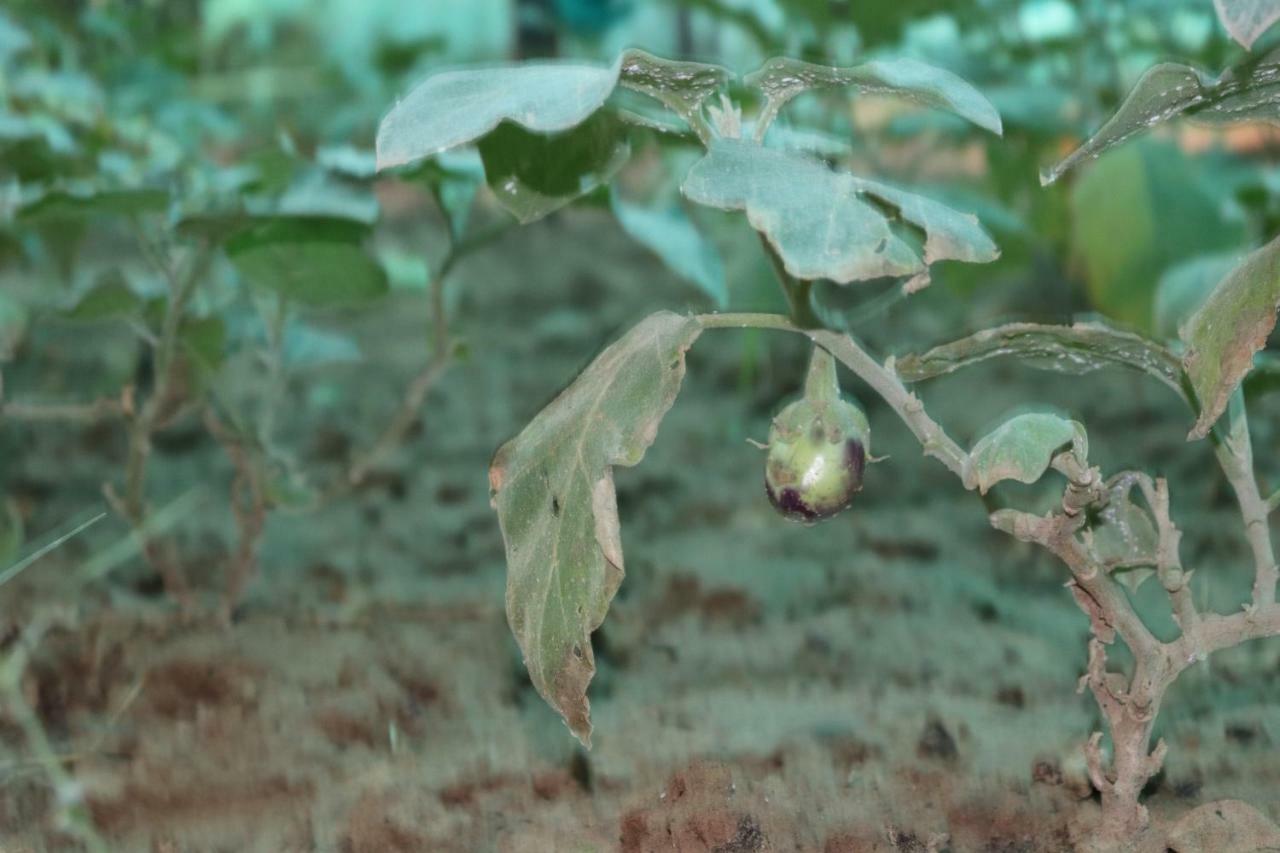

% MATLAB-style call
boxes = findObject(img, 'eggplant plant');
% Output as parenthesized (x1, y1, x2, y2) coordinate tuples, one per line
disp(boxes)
(376, 34, 1280, 853)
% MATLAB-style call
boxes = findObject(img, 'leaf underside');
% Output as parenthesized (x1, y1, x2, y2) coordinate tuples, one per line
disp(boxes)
(1044, 47, 1280, 184)
(1182, 235, 1280, 439)
(489, 311, 703, 746)
(681, 139, 997, 286)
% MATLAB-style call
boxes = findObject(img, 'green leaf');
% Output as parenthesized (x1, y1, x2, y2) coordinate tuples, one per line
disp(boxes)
(0, 498, 22, 568)
(0, 289, 28, 360)
(478, 111, 630, 224)
(1088, 477, 1159, 592)
(610, 191, 726, 307)
(1154, 253, 1242, 340)
(681, 139, 997, 286)
(746, 56, 1003, 137)
(895, 321, 1191, 406)
(1182, 235, 1280, 440)
(180, 316, 226, 376)
(63, 273, 143, 321)
(489, 311, 703, 746)
(1044, 48, 1280, 184)
(375, 50, 729, 171)
(225, 216, 389, 307)
(967, 412, 1085, 495)
(17, 188, 168, 222)
(1069, 141, 1245, 331)
(1214, 0, 1280, 49)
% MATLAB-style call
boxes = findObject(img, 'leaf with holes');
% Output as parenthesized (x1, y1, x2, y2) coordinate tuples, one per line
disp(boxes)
(746, 56, 1002, 138)
(967, 412, 1086, 494)
(489, 311, 703, 746)
(1182, 235, 1280, 440)
(681, 139, 997, 286)
(896, 321, 1191, 406)
(1043, 48, 1280, 184)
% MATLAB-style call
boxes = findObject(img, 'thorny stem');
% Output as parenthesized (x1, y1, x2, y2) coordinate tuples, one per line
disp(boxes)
(204, 409, 267, 624)
(696, 310, 1280, 846)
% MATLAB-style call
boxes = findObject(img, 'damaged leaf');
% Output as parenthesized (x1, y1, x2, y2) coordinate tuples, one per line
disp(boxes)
(681, 139, 997, 286)
(489, 311, 703, 746)
(1181, 235, 1280, 440)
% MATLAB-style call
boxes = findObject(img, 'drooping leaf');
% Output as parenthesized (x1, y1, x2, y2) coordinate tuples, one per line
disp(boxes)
(0, 290, 28, 360)
(895, 321, 1192, 406)
(681, 139, 997, 286)
(17, 188, 168, 222)
(1182, 235, 1280, 440)
(967, 412, 1086, 494)
(489, 311, 703, 746)
(1044, 48, 1280, 184)
(1154, 253, 1242, 340)
(375, 49, 729, 172)
(225, 216, 388, 307)
(63, 272, 143, 322)
(746, 56, 1003, 137)
(610, 191, 726, 307)
(1215, 0, 1280, 49)
(478, 111, 630, 224)
(1069, 141, 1245, 331)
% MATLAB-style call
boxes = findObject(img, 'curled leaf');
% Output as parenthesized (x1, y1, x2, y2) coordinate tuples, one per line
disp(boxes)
(896, 321, 1190, 406)
(1044, 48, 1280, 184)
(967, 412, 1085, 494)
(490, 312, 703, 745)
(746, 56, 1002, 137)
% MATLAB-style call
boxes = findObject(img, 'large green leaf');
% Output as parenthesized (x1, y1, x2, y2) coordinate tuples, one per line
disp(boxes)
(1153, 253, 1242, 340)
(1069, 141, 1245, 331)
(1215, 0, 1280, 49)
(17, 188, 168, 222)
(478, 111, 629, 224)
(681, 139, 997, 286)
(1044, 48, 1280, 184)
(1182, 235, 1280, 440)
(895, 321, 1191, 405)
(967, 412, 1086, 494)
(610, 192, 726, 307)
(746, 56, 1003, 138)
(225, 216, 388, 307)
(63, 272, 143, 321)
(489, 311, 703, 746)
(376, 49, 730, 171)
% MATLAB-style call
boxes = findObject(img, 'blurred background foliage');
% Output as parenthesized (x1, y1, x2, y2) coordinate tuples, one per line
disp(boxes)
(2, 0, 1272, 349)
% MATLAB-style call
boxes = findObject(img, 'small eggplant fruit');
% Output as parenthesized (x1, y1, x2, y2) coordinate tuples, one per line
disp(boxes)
(764, 347, 869, 523)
